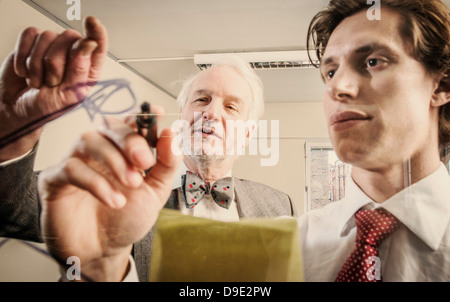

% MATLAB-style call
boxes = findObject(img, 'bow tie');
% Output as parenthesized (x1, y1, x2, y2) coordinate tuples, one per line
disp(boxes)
(181, 171, 234, 209)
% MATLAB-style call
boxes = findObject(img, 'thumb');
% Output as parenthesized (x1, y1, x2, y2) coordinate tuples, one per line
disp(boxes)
(144, 128, 182, 205)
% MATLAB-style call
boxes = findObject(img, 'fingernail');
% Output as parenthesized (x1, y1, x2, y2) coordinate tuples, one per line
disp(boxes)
(46, 74, 60, 87)
(26, 77, 42, 89)
(111, 192, 126, 209)
(79, 40, 98, 56)
(132, 148, 152, 169)
(127, 170, 143, 188)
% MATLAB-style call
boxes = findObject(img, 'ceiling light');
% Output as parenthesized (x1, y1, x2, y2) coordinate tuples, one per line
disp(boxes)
(194, 51, 319, 70)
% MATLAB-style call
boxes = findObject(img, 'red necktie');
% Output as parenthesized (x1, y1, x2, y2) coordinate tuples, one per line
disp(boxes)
(335, 208, 400, 282)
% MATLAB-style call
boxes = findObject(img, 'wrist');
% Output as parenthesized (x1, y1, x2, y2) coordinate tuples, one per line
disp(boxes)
(61, 246, 133, 282)
(0, 129, 41, 162)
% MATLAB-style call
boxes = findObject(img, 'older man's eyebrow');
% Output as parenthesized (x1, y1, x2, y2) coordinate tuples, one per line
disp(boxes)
(191, 89, 211, 97)
(226, 94, 245, 105)
(191, 89, 245, 105)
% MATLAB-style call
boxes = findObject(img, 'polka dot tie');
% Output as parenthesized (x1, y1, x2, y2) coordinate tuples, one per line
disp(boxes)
(181, 171, 234, 209)
(335, 208, 400, 282)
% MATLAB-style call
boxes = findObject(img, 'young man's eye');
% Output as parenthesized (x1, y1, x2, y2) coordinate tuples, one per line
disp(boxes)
(320, 63, 338, 82)
(328, 70, 336, 79)
(323, 70, 335, 81)
(367, 58, 379, 67)
(364, 57, 390, 72)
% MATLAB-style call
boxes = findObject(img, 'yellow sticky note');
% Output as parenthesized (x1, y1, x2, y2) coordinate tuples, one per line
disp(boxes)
(149, 209, 303, 282)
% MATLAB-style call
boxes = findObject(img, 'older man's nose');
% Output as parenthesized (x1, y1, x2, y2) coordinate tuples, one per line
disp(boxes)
(202, 101, 221, 121)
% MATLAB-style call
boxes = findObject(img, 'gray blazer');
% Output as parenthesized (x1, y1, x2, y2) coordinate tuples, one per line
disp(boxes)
(0, 148, 297, 281)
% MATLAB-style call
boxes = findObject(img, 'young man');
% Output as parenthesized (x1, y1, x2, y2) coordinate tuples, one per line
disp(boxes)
(0, 18, 295, 281)
(299, 0, 450, 281)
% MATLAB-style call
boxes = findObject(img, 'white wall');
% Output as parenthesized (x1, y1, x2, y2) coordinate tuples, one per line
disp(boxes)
(232, 102, 328, 214)
(0, 0, 178, 281)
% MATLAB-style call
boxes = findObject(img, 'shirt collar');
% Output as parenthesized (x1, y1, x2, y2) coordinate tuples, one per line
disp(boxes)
(178, 162, 232, 183)
(340, 163, 450, 251)
(339, 176, 375, 237)
(381, 163, 450, 251)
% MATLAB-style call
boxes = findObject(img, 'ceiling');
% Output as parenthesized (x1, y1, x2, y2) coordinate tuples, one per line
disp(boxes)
(23, 0, 450, 104)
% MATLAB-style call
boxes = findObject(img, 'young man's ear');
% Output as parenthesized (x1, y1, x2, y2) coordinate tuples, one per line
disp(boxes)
(432, 72, 450, 107)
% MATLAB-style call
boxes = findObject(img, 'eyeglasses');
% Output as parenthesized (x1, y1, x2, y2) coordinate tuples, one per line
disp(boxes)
(0, 78, 138, 149)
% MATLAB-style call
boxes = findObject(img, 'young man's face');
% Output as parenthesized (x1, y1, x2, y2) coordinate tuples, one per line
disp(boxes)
(321, 8, 441, 171)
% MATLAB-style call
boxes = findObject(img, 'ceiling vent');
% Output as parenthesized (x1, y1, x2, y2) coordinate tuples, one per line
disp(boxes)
(194, 51, 319, 70)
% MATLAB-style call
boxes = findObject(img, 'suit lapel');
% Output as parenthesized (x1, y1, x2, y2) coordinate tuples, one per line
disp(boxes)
(164, 188, 180, 210)
(234, 177, 261, 218)
(134, 188, 179, 281)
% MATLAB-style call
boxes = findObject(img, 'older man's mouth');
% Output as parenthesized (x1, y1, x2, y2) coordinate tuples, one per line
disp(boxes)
(194, 126, 223, 139)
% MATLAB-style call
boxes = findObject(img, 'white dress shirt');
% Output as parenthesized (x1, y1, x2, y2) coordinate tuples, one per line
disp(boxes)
(0, 148, 33, 166)
(298, 163, 450, 281)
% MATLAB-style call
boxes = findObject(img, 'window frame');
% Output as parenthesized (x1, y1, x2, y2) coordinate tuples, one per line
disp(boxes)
(304, 140, 334, 213)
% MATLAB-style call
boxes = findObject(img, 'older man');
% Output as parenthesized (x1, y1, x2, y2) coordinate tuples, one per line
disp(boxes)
(0, 18, 295, 281)
(299, 0, 450, 281)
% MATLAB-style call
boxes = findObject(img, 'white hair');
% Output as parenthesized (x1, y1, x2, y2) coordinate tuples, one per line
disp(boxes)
(176, 55, 264, 121)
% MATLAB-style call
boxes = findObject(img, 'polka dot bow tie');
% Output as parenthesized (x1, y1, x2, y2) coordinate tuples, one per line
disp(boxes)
(335, 208, 401, 282)
(181, 171, 234, 209)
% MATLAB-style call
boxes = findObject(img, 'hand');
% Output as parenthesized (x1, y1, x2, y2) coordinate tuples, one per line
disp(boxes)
(38, 109, 182, 281)
(0, 16, 108, 162)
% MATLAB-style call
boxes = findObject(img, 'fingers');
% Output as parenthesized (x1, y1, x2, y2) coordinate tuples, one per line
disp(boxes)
(42, 125, 180, 211)
(42, 121, 155, 209)
(74, 122, 156, 191)
(63, 38, 98, 90)
(55, 156, 128, 209)
(99, 117, 155, 170)
(83, 16, 108, 82)
(60, 16, 107, 96)
(75, 131, 145, 189)
(12, 16, 107, 90)
(25, 30, 60, 88)
(43, 29, 82, 87)
(14, 26, 41, 78)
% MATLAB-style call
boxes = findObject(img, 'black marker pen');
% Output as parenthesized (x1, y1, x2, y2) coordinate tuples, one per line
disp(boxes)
(136, 101, 157, 148)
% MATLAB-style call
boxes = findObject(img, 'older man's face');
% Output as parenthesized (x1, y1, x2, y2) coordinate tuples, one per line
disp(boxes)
(179, 65, 253, 158)
(320, 8, 440, 171)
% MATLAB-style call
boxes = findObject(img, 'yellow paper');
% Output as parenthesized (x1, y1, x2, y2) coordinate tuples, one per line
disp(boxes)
(149, 209, 303, 282)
